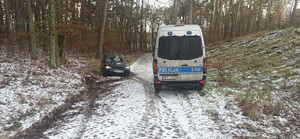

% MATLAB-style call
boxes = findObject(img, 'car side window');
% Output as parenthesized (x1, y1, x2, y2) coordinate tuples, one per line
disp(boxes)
(105, 56, 113, 62)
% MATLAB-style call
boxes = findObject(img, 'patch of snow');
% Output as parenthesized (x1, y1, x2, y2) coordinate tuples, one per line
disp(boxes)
(46, 114, 87, 138)
(78, 80, 147, 138)
(294, 69, 300, 75)
(130, 53, 153, 81)
(0, 50, 87, 137)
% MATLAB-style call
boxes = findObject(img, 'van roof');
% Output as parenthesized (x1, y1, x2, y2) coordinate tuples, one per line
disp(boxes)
(158, 25, 201, 31)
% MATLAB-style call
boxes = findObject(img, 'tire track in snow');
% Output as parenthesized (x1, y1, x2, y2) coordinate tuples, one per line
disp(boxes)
(131, 53, 228, 138)
(133, 76, 188, 138)
(157, 88, 224, 138)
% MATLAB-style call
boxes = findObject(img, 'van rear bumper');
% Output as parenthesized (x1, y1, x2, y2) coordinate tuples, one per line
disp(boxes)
(154, 75, 206, 85)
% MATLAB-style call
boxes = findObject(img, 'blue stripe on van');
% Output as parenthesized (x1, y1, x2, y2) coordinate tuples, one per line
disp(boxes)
(158, 66, 203, 74)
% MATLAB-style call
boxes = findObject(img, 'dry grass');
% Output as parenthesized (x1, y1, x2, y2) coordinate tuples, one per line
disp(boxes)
(232, 30, 269, 42)
(80, 58, 101, 77)
(124, 51, 146, 65)
(208, 28, 300, 121)
(16, 93, 26, 104)
(37, 96, 51, 110)
(0, 132, 11, 139)
(88, 59, 101, 68)
(236, 91, 283, 120)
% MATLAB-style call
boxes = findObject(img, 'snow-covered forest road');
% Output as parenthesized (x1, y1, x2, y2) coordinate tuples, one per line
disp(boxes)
(47, 53, 243, 138)
(10, 53, 290, 139)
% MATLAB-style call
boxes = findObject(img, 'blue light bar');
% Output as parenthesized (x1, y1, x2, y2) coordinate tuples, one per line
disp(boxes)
(168, 32, 173, 35)
(187, 31, 192, 35)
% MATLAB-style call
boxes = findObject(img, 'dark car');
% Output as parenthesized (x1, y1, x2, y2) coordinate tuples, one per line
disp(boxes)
(102, 54, 130, 76)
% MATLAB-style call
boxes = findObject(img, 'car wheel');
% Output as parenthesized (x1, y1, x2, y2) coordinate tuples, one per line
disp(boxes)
(103, 71, 108, 76)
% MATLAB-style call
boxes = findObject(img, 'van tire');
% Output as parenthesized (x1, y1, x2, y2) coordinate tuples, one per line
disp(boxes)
(195, 84, 204, 91)
(154, 84, 161, 92)
(195, 86, 203, 91)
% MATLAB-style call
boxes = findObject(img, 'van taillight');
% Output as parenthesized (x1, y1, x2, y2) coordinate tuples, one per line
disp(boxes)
(203, 58, 207, 74)
(153, 59, 158, 74)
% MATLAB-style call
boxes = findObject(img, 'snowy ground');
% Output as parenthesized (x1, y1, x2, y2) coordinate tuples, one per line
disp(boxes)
(1, 28, 300, 138)
(44, 54, 256, 139)
(0, 46, 86, 138)
(42, 53, 297, 139)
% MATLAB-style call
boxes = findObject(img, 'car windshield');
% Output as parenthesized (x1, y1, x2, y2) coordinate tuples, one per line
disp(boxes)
(105, 55, 125, 62)
(158, 36, 203, 60)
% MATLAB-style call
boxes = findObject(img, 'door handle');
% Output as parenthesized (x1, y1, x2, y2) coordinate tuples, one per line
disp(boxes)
(181, 64, 188, 67)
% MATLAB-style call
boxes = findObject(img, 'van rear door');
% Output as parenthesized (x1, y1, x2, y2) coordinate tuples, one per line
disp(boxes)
(177, 35, 204, 81)
(156, 35, 204, 81)
(157, 36, 181, 81)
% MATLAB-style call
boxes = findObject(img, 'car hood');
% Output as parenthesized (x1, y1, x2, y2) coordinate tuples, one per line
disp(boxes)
(106, 62, 128, 68)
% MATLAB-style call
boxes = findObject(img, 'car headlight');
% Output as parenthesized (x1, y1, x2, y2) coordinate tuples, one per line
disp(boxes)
(105, 66, 111, 69)
(125, 66, 130, 69)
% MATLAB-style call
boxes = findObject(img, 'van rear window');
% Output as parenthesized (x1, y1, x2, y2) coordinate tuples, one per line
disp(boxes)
(158, 36, 203, 60)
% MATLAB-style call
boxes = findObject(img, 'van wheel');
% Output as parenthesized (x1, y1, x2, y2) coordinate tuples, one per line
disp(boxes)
(195, 86, 203, 91)
(154, 84, 161, 92)
(195, 84, 203, 91)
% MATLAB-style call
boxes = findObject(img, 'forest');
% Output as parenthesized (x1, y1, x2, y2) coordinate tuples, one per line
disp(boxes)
(1, 1, 300, 138)
(0, 0, 299, 68)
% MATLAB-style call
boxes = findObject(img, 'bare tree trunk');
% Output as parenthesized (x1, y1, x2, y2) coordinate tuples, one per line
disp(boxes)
(217, 0, 223, 41)
(209, 0, 218, 42)
(140, 0, 144, 51)
(121, 0, 127, 53)
(187, 0, 193, 24)
(172, 0, 178, 24)
(151, 15, 155, 51)
(278, 0, 286, 29)
(15, 0, 21, 46)
(41, 0, 47, 51)
(223, 0, 228, 40)
(230, 0, 235, 38)
(96, 0, 109, 59)
(249, 0, 256, 34)
(290, 0, 299, 26)
(129, 0, 134, 54)
(26, 0, 37, 59)
(264, 0, 273, 29)
(235, 0, 243, 37)
(4, 0, 11, 42)
(256, 0, 263, 31)
(49, 0, 57, 68)
(227, 0, 233, 39)
(144, 0, 148, 51)
(0, 1, 4, 43)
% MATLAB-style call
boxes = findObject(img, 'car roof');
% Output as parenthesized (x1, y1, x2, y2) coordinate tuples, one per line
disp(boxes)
(104, 54, 124, 57)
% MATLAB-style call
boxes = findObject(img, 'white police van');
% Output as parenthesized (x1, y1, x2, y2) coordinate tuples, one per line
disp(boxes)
(153, 25, 207, 91)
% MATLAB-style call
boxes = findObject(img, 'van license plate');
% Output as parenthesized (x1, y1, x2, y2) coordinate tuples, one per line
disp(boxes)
(162, 76, 177, 80)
